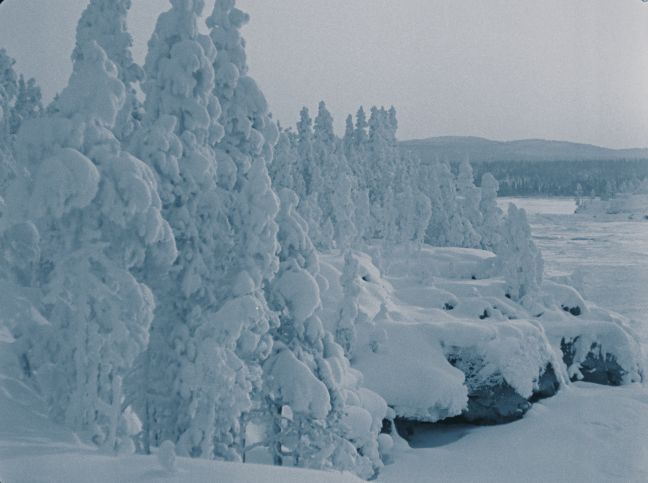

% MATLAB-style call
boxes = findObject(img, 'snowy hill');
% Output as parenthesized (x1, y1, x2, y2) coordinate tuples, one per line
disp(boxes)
(401, 136, 648, 163)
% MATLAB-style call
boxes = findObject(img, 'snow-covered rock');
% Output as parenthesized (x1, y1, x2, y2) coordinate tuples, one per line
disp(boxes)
(536, 280, 644, 385)
(319, 244, 643, 427)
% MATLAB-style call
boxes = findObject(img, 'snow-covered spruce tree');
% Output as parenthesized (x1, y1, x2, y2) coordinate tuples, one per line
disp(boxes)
(7, 40, 174, 452)
(312, 101, 339, 249)
(0, 50, 43, 217)
(269, 130, 296, 192)
(365, 105, 428, 244)
(423, 161, 450, 245)
(383, 146, 431, 248)
(314, 101, 358, 249)
(347, 107, 372, 242)
(337, 249, 360, 357)
(330, 170, 358, 248)
(10, 75, 43, 137)
(497, 203, 543, 301)
(478, 172, 503, 251)
(334, 104, 435, 248)
(75, 0, 144, 143)
(425, 160, 478, 247)
(342, 113, 354, 157)
(0, 49, 18, 164)
(294, 106, 328, 247)
(456, 159, 483, 245)
(365, 106, 392, 238)
(0, 52, 29, 341)
(295, 107, 314, 199)
(130, 0, 265, 460)
(207, 0, 281, 460)
(0, 52, 16, 201)
(264, 189, 386, 478)
(354, 107, 368, 154)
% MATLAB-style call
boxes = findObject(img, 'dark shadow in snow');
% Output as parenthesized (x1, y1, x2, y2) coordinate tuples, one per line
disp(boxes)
(394, 418, 474, 449)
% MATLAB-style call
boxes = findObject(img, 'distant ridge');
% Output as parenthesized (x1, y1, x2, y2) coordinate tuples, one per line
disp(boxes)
(400, 136, 648, 163)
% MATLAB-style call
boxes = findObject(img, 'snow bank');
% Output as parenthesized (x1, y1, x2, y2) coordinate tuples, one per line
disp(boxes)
(537, 280, 644, 385)
(320, 244, 643, 424)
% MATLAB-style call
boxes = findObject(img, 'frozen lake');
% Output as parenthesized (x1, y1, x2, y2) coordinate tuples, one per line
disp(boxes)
(500, 197, 648, 345)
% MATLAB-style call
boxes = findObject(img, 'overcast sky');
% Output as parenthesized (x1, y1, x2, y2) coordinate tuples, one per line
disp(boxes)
(1, 0, 647, 148)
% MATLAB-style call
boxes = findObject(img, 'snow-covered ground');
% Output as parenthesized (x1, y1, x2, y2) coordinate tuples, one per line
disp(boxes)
(381, 382, 648, 483)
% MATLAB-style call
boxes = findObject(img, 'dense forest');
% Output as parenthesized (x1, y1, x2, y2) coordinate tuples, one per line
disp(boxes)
(466, 159, 648, 197)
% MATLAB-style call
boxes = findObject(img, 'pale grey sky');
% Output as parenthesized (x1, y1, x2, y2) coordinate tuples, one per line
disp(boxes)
(0, 0, 647, 148)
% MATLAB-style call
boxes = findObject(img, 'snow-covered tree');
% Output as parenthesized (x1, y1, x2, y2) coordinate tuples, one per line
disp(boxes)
(130, 0, 235, 458)
(264, 190, 386, 478)
(7, 38, 174, 452)
(294, 107, 326, 245)
(0, 53, 15, 199)
(207, 0, 281, 460)
(0, 50, 43, 207)
(330, 171, 358, 248)
(295, 107, 314, 197)
(342, 113, 354, 156)
(269, 130, 296, 192)
(478, 172, 503, 251)
(0, 49, 18, 152)
(311, 101, 337, 249)
(426, 161, 463, 246)
(456, 159, 483, 244)
(75, 0, 144, 143)
(337, 250, 360, 356)
(354, 106, 368, 149)
(10, 75, 43, 136)
(312, 101, 359, 249)
(264, 188, 331, 463)
(497, 203, 543, 301)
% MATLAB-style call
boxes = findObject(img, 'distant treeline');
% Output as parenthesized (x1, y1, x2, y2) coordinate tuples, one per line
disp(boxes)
(459, 159, 648, 197)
